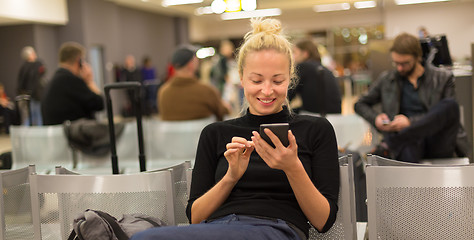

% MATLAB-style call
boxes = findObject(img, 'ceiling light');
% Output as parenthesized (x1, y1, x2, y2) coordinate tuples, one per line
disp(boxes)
(226, 0, 241, 12)
(162, 0, 203, 7)
(354, 1, 377, 9)
(395, 0, 450, 5)
(211, 0, 226, 14)
(241, 0, 257, 11)
(221, 8, 281, 20)
(196, 47, 216, 59)
(313, 3, 350, 12)
(195, 6, 214, 15)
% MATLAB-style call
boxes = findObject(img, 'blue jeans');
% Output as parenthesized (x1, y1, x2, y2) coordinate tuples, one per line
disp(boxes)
(24, 99, 42, 126)
(130, 214, 303, 240)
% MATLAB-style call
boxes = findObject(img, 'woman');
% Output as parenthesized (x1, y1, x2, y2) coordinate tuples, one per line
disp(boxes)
(289, 39, 341, 115)
(131, 18, 339, 240)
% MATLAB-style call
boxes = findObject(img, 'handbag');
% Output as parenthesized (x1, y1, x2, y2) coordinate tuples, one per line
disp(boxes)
(68, 209, 166, 240)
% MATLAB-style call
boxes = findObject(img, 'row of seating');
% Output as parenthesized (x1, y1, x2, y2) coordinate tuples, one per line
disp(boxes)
(0, 161, 192, 240)
(9, 117, 215, 174)
(1, 155, 358, 240)
(9, 114, 376, 174)
(3, 154, 474, 240)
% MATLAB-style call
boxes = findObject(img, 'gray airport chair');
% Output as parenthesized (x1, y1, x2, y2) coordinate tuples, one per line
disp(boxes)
(420, 157, 470, 165)
(10, 125, 74, 173)
(369, 154, 471, 166)
(54, 166, 80, 175)
(308, 154, 357, 240)
(145, 117, 214, 168)
(366, 155, 474, 239)
(300, 112, 379, 152)
(75, 120, 140, 173)
(29, 169, 175, 240)
(0, 165, 35, 240)
(147, 160, 192, 225)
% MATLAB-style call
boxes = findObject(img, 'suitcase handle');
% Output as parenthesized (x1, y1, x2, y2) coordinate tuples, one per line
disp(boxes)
(104, 82, 146, 174)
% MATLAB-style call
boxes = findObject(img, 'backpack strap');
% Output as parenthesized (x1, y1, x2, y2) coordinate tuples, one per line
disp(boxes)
(136, 216, 162, 227)
(93, 210, 129, 240)
(67, 230, 78, 240)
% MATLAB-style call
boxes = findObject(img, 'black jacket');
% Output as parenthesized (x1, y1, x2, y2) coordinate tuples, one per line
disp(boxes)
(42, 68, 104, 125)
(289, 60, 341, 115)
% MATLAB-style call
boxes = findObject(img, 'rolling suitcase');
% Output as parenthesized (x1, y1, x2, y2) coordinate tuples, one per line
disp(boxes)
(104, 82, 146, 174)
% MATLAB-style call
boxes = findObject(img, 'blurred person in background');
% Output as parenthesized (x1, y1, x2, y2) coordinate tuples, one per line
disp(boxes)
(289, 39, 341, 115)
(17, 46, 46, 125)
(121, 55, 142, 116)
(141, 56, 159, 115)
(354, 32, 470, 163)
(0, 84, 18, 134)
(42, 42, 104, 125)
(158, 45, 230, 121)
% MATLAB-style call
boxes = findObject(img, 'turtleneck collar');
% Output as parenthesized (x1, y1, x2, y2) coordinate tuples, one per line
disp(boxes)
(242, 106, 293, 127)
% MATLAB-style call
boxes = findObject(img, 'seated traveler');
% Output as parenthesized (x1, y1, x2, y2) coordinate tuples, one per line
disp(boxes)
(131, 17, 340, 240)
(158, 45, 230, 121)
(289, 39, 341, 115)
(354, 33, 470, 163)
(42, 42, 104, 125)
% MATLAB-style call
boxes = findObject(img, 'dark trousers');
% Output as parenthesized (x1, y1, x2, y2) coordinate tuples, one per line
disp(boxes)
(385, 98, 459, 163)
(130, 214, 303, 240)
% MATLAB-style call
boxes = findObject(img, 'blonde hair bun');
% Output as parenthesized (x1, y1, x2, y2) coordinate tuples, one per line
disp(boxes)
(248, 18, 282, 38)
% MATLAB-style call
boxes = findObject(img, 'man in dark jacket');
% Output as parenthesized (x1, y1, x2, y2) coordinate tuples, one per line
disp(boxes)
(354, 33, 470, 163)
(42, 42, 104, 125)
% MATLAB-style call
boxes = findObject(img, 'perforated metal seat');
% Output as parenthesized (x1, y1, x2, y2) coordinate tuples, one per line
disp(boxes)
(29, 169, 175, 240)
(147, 160, 192, 225)
(308, 154, 357, 240)
(0, 165, 36, 240)
(299, 112, 378, 152)
(75, 120, 142, 172)
(10, 125, 74, 173)
(366, 155, 474, 239)
(145, 117, 214, 167)
(369, 154, 471, 166)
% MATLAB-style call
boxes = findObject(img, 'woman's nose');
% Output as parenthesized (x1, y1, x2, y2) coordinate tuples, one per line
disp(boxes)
(261, 82, 273, 95)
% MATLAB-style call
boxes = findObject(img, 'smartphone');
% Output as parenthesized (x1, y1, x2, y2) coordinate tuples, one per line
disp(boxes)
(78, 58, 83, 69)
(259, 123, 289, 148)
(382, 119, 390, 125)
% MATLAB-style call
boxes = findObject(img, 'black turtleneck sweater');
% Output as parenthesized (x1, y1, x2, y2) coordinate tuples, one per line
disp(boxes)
(186, 107, 340, 237)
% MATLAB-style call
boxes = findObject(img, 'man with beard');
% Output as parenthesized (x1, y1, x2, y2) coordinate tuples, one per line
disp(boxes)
(354, 33, 470, 163)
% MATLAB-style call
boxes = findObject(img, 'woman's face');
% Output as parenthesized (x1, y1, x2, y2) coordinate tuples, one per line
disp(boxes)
(241, 49, 290, 116)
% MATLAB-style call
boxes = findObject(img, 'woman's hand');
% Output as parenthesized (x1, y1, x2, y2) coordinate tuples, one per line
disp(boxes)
(251, 129, 300, 172)
(223, 137, 255, 182)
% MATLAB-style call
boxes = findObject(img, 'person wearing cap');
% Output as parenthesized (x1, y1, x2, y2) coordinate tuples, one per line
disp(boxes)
(158, 46, 230, 121)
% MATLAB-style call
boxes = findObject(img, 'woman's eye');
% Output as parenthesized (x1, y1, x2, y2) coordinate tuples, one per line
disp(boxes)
(250, 79, 262, 84)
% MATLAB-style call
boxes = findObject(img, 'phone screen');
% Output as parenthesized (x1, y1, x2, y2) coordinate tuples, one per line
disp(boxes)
(259, 123, 289, 148)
